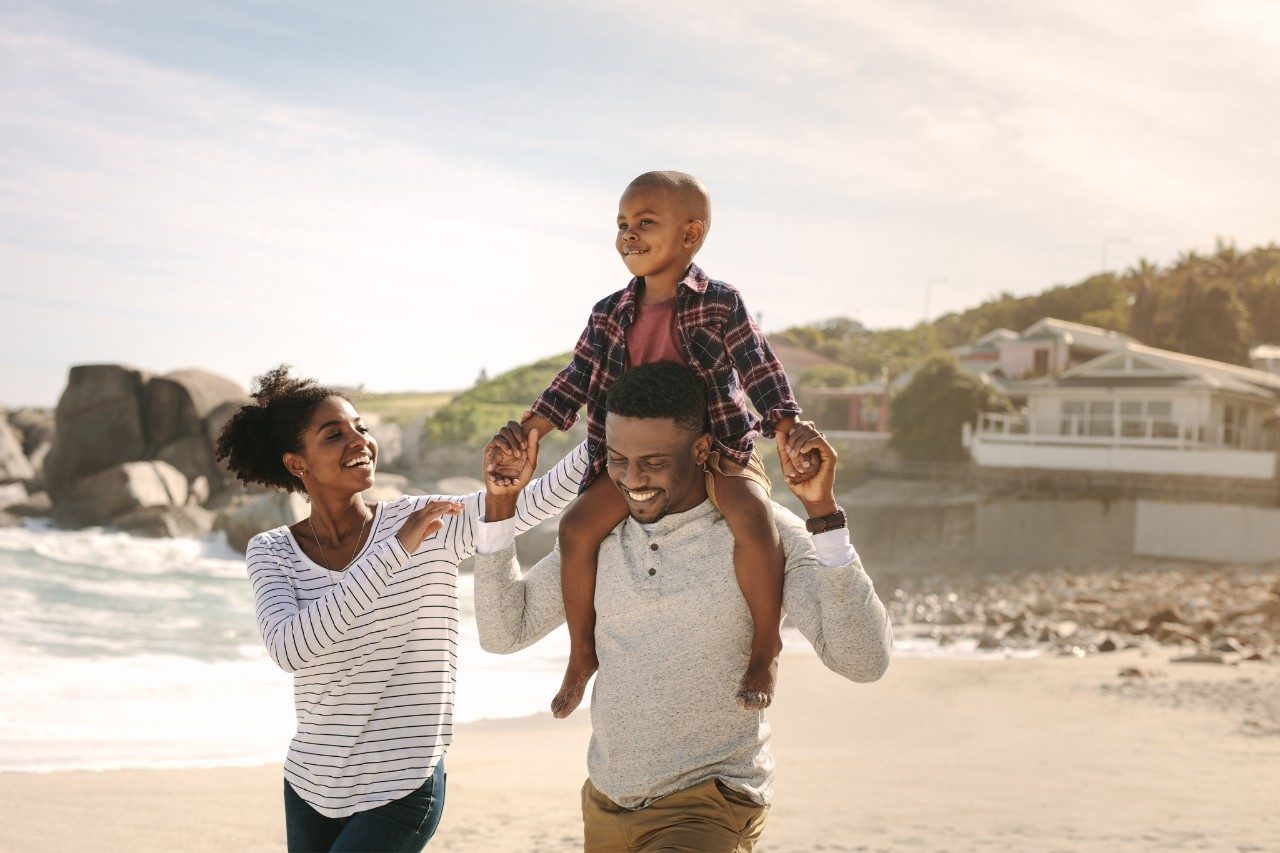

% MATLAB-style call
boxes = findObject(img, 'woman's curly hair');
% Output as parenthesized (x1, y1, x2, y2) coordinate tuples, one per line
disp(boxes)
(215, 365, 346, 492)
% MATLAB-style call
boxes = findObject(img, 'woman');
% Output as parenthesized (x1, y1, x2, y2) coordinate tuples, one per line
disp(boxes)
(216, 366, 586, 851)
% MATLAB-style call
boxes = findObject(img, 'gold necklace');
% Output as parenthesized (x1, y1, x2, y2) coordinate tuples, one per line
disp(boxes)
(307, 507, 370, 572)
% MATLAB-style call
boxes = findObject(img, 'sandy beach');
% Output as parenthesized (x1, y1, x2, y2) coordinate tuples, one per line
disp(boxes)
(2, 647, 1275, 852)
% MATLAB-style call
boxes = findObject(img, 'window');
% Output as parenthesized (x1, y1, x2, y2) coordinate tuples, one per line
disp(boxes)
(1060, 400, 1086, 435)
(1088, 401, 1114, 436)
(1033, 348, 1051, 375)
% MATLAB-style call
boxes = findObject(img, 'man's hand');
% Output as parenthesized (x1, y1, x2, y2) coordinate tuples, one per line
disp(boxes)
(483, 421, 540, 521)
(781, 420, 839, 516)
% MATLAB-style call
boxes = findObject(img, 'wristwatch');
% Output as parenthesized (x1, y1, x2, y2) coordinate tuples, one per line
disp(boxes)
(805, 505, 847, 534)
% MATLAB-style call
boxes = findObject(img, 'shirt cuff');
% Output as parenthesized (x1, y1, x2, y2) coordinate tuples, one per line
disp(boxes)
(475, 516, 517, 555)
(812, 528, 856, 568)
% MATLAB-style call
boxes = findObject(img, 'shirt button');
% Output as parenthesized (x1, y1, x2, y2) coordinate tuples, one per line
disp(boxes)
(648, 568, 656, 576)
(649, 543, 659, 551)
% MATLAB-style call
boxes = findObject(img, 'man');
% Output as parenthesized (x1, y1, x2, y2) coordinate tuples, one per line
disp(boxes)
(477, 362, 892, 851)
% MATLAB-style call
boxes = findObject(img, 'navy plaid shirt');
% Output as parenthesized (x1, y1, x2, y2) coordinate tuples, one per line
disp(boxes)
(531, 264, 801, 487)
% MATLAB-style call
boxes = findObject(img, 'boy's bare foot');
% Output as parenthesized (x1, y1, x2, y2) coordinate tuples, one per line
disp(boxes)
(551, 648, 599, 718)
(735, 643, 781, 710)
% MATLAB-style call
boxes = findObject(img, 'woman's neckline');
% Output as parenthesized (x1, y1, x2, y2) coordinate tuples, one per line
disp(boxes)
(284, 501, 384, 574)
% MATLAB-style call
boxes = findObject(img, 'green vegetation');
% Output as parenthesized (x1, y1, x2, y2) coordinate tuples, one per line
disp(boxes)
(422, 354, 572, 448)
(775, 241, 1280, 384)
(356, 390, 459, 425)
(888, 354, 1013, 462)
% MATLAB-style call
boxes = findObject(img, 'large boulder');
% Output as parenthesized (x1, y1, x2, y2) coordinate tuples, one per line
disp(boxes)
(215, 491, 309, 552)
(0, 415, 34, 483)
(145, 369, 249, 485)
(43, 365, 151, 498)
(53, 460, 189, 528)
(0, 482, 27, 510)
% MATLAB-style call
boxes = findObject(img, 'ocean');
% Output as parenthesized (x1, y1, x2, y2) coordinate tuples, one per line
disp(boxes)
(0, 521, 1015, 773)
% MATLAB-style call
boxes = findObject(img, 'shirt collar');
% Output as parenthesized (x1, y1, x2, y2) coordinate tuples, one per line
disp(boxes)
(625, 496, 719, 537)
(620, 263, 709, 313)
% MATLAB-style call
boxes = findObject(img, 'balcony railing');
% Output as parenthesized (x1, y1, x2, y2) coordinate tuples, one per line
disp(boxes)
(975, 413, 1277, 453)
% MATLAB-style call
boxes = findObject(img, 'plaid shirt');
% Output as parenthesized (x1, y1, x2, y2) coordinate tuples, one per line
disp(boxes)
(531, 264, 801, 487)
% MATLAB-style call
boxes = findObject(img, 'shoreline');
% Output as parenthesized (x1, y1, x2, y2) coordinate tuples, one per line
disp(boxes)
(2, 649, 1275, 852)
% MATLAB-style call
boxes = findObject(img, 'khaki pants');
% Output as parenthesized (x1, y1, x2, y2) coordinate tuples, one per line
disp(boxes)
(581, 778, 768, 852)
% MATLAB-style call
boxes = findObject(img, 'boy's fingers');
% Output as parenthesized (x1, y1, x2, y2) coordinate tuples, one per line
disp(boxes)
(776, 435, 799, 479)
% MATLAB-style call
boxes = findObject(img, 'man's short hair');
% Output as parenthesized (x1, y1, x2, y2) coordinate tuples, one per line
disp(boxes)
(625, 171, 711, 229)
(605, 363, 709, 436)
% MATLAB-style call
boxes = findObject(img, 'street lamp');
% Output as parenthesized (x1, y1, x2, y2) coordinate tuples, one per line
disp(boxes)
(1100, 237, 1129, 272)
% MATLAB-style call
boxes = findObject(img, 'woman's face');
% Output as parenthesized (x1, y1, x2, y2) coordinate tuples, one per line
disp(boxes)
(287, 396, 378, 496)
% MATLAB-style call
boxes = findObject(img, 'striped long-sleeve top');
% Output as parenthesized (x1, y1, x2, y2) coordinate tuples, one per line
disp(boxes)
(246, 442, 589, 817)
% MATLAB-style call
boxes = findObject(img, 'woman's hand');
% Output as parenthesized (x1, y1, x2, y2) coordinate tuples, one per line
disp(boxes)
(396, 500, 464, 553)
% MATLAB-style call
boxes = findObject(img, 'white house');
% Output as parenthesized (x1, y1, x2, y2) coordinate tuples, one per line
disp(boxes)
(994, 318, 1134, 380)
(969, 342, 1280, 480)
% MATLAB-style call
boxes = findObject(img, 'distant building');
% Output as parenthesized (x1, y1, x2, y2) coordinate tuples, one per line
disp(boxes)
(968, 342, 1280, 480)
(810, 317, 1134, 434)
(1251, 344, 1280, 376)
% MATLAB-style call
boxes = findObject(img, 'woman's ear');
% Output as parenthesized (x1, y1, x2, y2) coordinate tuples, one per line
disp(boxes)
(282, 451, 306, 480)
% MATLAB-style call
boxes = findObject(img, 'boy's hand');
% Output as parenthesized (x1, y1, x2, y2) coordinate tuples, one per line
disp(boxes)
(775, 417, 821, 486)
(484, 422, 540, 494)
(780, 421, 839, 513)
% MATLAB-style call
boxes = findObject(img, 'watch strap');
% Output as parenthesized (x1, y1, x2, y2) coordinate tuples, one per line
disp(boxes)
(805, 506, 847, 534)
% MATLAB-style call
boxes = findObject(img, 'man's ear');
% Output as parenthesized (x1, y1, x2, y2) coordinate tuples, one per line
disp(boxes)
(282, 451, 306, 481)
(682, 219, 706, 249)
(693, 433, 712, 467)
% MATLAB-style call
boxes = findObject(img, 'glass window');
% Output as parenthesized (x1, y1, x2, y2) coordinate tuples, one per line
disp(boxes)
(1088, 401, 1114, 436)
(1060, 400, 1086, 435)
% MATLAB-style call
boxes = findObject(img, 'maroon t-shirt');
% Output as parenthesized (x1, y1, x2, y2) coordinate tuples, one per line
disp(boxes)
(625, 297, 687, 368)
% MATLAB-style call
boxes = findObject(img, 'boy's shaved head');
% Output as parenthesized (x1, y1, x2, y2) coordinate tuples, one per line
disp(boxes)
(625, 171, 711, 229)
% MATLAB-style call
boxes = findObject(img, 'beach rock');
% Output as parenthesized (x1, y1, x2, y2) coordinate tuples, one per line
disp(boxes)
(0, 415, 34, 483)
(1211, 637, 1249, 655)
(43, 365, 151, 497)
(7, 408, 54, 455)
(1097, 636, 1119, 653)
(1170, 652, 1228, 665)
(0, 481, 27, 510)
(7, 491, 52, 517)
(215, 491, 309, 552)
(1145, 606, 1185, 631)
(52, 460, 188, 528)
(114, 504, 215, 538)
(144, 369, 249, 486)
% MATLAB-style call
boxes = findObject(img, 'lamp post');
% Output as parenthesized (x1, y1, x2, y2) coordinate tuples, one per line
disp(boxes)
(1100, 237, 1129, 272)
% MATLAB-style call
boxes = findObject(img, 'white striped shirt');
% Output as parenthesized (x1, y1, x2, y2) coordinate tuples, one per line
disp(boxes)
(246, 442, 588, 817)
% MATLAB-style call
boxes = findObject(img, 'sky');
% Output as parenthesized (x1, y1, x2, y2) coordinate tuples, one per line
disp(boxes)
(2, 0, 1278, 406)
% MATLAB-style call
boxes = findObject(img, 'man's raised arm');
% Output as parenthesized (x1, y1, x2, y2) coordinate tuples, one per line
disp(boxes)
(473, 422, 570, 654)
(776, 422, 892, 683)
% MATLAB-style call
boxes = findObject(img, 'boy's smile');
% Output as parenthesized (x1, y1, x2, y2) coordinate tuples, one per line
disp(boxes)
(616, 185, 704, 291)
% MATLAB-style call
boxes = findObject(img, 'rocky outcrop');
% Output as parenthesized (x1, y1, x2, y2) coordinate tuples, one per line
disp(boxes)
(0, 414, 34, 483)
(43, 365, 152, 498)
(145, 369, 249, 485)
(52, 460, 189, 528)
(215, 492, 309, 552)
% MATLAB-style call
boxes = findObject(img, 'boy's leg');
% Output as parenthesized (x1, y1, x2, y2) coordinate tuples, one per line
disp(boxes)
(709, 458, 784, 711)
(554, 474, 629, 718)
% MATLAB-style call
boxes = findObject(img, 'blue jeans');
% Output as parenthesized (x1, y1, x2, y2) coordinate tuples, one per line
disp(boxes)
(283, 761, 446, 852)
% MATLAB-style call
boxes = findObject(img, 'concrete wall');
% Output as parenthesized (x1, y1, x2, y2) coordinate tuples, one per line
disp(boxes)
(974, 498, 1136, 570)
(1135, 500, 1280, 563)
(971, 441, 1277, 479)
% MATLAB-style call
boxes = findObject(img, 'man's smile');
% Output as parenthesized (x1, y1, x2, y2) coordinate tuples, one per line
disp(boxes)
(623, 487, 661, 503)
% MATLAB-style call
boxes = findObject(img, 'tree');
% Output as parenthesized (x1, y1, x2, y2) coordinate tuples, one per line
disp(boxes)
(1175, 280, 1253, 365)
(889, 354, 1012, 462)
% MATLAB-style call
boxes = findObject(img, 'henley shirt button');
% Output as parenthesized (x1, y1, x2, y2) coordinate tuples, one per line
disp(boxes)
(648, 567, 656, 576)
(649, 543, 659, 551)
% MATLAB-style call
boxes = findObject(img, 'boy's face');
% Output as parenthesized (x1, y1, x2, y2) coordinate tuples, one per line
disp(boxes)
(615, 185, 703, 281)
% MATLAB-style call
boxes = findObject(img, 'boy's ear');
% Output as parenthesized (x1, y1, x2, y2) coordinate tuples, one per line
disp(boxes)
(682, 219, 706, 249)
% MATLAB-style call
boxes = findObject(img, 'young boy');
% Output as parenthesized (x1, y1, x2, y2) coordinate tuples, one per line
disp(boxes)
(498, 170, 816, 718)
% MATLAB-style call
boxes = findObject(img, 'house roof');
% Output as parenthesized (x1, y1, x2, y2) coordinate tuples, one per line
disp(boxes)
(1018, 318, 1135, 352)
(1055, 342, 1280, 400)
(769, 342, 842, 376)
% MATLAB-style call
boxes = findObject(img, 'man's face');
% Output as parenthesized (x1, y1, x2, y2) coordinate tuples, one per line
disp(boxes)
(615, 185, 698, 281)
(604, 413, 711, 524)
